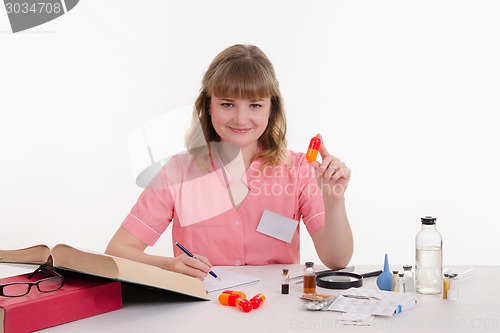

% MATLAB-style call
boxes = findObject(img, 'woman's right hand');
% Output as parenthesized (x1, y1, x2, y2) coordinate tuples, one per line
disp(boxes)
(165, 253, 212, 279)
(106, 227, 212, 279)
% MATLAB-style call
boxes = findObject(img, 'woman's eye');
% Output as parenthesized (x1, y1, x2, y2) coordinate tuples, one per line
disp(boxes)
(250, 104, 262, 109)
(221, 103, 234, 108)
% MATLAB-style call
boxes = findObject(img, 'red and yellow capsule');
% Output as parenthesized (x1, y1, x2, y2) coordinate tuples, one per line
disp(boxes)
(306, 136, 321, 162)
(218, 290, 247, 306)
(222, 290, 246, 298)
(235, 297, 253, 313)
(250, 293, 266, 309)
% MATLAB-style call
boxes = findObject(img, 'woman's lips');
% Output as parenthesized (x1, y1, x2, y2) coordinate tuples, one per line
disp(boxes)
(229, 127, 251, 133)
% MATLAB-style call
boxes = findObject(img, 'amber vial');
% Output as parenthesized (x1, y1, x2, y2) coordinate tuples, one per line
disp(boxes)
(303, 262, 316, 294)
(281, 269, 290, 294)
(443, 274, 450, 299)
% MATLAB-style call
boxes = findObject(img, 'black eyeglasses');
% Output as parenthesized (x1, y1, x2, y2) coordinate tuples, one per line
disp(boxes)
(0, 262, 64, 297)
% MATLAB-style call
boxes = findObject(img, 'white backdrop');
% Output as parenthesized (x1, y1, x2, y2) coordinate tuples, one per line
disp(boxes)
(1, 0, 499, 266)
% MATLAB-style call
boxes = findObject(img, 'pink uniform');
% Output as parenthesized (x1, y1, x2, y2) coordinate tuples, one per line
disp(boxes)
(121, 150, 325, 266)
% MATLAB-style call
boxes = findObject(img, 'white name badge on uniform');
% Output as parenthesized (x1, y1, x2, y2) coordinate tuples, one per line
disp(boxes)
(256, 210, 299, 243)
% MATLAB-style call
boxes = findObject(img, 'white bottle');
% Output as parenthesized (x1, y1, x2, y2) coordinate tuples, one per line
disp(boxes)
(415, 216, 443, 295)
(403, 265, 415, 293)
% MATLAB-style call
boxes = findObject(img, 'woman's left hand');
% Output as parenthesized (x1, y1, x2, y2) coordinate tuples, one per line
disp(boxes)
(309, 133, 351, 199)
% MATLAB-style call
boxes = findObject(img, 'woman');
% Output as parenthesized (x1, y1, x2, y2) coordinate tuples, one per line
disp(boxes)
(106, 44, 353, 279)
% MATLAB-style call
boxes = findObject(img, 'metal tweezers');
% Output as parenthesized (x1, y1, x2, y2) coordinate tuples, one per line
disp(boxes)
(341, 294, 382, 300)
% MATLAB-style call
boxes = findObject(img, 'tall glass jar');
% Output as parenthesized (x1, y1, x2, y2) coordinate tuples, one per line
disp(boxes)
(415, 216, 443, 294)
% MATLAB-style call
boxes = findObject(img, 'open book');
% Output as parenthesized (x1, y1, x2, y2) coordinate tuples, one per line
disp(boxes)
(0, 244, 209, 300)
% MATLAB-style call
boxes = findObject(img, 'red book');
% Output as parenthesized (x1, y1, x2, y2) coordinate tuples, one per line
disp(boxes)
(1, 273, 122, 333)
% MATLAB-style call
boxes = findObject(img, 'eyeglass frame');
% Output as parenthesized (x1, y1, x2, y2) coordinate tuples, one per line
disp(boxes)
(0, 263, 64, 297)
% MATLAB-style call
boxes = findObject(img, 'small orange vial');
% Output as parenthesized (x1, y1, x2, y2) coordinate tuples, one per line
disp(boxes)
(303, 262, 316, 294)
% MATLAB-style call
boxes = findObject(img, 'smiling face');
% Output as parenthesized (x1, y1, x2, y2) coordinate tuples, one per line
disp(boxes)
(188, 45, 289, 166)
(210, 96, 271, 153)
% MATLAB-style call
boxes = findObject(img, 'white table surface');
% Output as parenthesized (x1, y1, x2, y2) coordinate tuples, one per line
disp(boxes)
(2, 264, 499, 332)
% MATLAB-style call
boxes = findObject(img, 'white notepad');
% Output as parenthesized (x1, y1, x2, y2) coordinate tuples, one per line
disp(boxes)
(203, 267, 260, 293)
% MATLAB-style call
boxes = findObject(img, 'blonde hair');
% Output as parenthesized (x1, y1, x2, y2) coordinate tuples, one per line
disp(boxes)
(185, 44, 290, 167)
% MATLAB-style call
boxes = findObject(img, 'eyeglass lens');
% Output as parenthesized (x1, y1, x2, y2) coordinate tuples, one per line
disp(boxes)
(2, 283, 31, 297)
(2, 277, 63, 297)
(37, 277, 63, 292)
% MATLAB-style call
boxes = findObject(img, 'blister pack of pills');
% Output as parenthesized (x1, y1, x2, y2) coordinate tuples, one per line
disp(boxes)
(326, 288, 416, 316)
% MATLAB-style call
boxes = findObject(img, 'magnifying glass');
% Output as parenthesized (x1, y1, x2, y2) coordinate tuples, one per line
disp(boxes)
(316, 270, 382, 289)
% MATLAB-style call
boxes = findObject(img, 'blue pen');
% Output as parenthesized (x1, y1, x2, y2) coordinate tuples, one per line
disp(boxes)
(175, 242, 220, 280)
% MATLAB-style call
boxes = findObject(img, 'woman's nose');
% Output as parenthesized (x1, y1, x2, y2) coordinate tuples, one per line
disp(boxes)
(233, 108, 246, 124)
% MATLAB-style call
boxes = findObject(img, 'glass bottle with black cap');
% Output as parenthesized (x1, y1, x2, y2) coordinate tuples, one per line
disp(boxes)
(303, 262, 316, 294)
(415, 216, 443, 295)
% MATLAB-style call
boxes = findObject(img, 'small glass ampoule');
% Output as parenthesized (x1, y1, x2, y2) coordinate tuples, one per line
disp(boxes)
(281, 269, 290, 294)
(403, 265, 415, 293)
(391, 270, 399, 291)
(303, 262, 316, 294)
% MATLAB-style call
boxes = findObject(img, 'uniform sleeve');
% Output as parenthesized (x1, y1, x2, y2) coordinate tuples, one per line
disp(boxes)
(121, 164, 174, 246)
(296, 154, 325, 236)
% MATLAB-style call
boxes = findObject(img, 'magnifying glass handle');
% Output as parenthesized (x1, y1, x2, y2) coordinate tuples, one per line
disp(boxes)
(292, 266, 355, 283)
(361, 270, 383, 278)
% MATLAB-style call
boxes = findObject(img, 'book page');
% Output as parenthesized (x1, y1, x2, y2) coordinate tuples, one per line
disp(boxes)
(114, 256, 208, 300)
(51, 244, 209, 300)
(0, 245, 51, 264)
(51, 244, 120, 278)
(0, 264, 34, 279)
(203, 267, 260, 293)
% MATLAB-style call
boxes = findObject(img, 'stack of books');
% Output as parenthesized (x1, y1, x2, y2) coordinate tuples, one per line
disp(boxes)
(1, 243, 211, 332)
